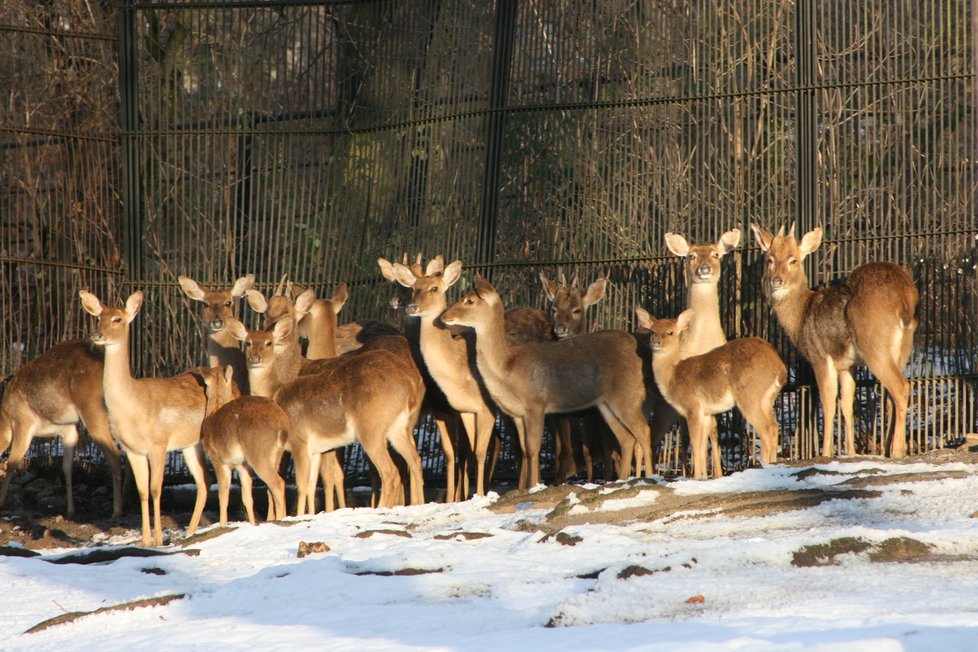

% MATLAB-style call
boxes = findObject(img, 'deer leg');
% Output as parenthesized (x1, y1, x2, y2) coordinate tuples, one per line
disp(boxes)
(386, 409, 424, 506)
(870, 360, 911, 458)
(686, 413, 710, 480)
(433, 413, 456, 503)
(458, 412, 478, 499)
(838, 369, 857, 455)
(813, 360, 840, 457)
(708, 419, 722, 479)
(237, 465, 256, 525)
(360, 434, 399, 509)
(320, 450, 345, 512)
(214, 462, 232, 525)
(649, 398, 678, 474)
(305, 451, 323, 514)
(81, 404, 124, 518)
(521, 410, 545, 489)
(127, 452, 152, 547)
(252, 451, 286, 521)
(183, 443, 210, 538)
(595, 402, 637, 480)
(474, 408, 495, 496)
(148, 448, 168, 547)
(289, 444, 311, 516)
(0, 419, 35, 510)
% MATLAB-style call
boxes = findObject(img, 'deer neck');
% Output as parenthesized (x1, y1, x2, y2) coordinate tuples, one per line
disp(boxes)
(681, 281, 726, 357)
(469, 304, 517, 398)
(206, 328, 239, 367)
(250, 341, 303, 399)
(99, 331, 140, 406)
(302, 304, 338, 360)
(770, 284, 816, 346)
(649, 346, 683, 414)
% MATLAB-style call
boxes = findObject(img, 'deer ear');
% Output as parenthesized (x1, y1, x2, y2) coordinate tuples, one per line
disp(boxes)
(178, 276, 206, 301)
(676, 309, 695, 331)
(79, 291, 103, 316)
(125, 292, 144, 320)
(230, 274, 255, 298)
(717, 228, 742, 254)
(329, 283, 349, 314)
(750, 224, 774, 252)
(582, 278, 608, 308)
(473, 275, 495, 296)
(227, 318, 249, 342)
(540, 273, 558, 301)
(378, 257, 396, 282)
(634, 306, 652, 329)
(426, 255, 446, 276)
(664, 232, 690, 257)
(392, 263, 418, 288)
(273, 316, 294, 340)
(443, 260, 463, 287)
(293, 288, 317, 318)
(798, 227, 823, 256)
(246, 288, 268, 313)
(223, 365, 234, 383)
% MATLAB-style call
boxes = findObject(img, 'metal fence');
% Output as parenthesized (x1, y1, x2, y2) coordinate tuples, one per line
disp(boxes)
(2, 0, 976, 484)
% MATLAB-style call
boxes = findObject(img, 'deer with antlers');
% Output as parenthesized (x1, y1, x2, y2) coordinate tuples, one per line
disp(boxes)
(0, 341, 123, 518)
(80, 290, 210, 547)
(751, 224, 918, 458)
(440, 275, 651, 489)
(637, 308, 785, 478)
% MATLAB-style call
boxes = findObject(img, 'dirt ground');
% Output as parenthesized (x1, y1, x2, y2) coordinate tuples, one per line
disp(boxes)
(2, 445, 977, 552)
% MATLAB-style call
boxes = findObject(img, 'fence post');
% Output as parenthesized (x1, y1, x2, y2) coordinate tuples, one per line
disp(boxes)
(477, 0, 518, 272)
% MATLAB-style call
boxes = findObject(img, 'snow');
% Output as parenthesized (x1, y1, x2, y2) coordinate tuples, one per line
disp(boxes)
(4, 460, 978, 651)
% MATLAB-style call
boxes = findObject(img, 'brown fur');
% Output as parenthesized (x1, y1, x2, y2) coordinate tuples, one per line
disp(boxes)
(80, 290, 210, 547)
(441, 276, 651, 489)
(200, 365, 288, 525)
(751, 224, 918, 458)
(0, 340, 123, 517)
(638, 309, 786, 479)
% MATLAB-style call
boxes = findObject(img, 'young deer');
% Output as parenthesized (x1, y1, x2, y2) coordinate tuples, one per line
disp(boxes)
(441, 276, 651, 489)
(637, 308, 786, 478)
(274, 343, 426, 510)
(650, 228, 742, 478)
(0, 341, 123, 518)
(79, 290, 210, 547)
(392, 257, 498, 498)
(540, 272, 608, 340)
(200, 365, 288, 525)
(751, 225, 919, 458)
(178, 274, 255, 394)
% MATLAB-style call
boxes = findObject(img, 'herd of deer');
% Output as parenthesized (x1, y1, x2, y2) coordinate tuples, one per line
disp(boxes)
(0, 225, 919, 547)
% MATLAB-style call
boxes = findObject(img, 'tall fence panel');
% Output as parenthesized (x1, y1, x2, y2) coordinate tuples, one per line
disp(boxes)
(1, 0, 975, 484)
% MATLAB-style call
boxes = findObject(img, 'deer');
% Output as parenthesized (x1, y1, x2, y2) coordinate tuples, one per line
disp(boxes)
(750, 224, 919, 458)
(637, 308, 785, 478)
(199, 365, 288, 525)
(178, 274, 255, 394)
(440, 275, 652, 489)
(379, 254, 466, 503)
(0, 340, 123, 518)
(648, 228, 742, 478)
(79, 290, 210, 547)
(274, 339, 426, 510)
(537, 271, 614, 483)
(391, 257, 500, 498)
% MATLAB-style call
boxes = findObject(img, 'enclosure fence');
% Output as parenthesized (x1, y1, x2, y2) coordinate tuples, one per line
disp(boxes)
(1, 0, 976, 484)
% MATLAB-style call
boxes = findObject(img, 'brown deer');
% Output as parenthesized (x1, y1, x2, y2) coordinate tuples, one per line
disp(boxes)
(637, 308, 786, 478)
(226, 315, 320, 513)
(750, 225, 918, 458)
(392, 257, 498, 498)
(79, 290, 210, 547)
(649, 228, 742, 478)
(379, 254, 464, 503)
(0, 341, 123, 518)
(200, 365, 288, 525)
(274, 341, 426, 510)
(178, 274, 255, 394)
(538, 271, 613, 483)
(440, 276, 651, 489)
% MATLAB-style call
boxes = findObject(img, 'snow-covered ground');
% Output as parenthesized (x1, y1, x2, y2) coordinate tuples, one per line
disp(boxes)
(4, 458, 978, 651)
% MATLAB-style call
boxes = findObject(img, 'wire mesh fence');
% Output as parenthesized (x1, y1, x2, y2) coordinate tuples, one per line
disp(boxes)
(2, 0, 976, 487)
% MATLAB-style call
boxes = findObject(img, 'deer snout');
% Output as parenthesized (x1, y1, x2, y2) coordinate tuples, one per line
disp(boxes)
(247, 353, 263, 366)
(209, 318, 226, 331)
(695, 263, 713, 279)
(554, 325, 570, 339)
(769, 276, 784, 289)
(405, 303, 420, 316)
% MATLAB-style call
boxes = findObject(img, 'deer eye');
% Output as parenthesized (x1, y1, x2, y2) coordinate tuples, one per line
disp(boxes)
(788, 257, 798, 266)
(712, 252, 720, 258)
(112, 316, 122, 324)
(573, 308, 582, 314)
(225, 300, 232, 307)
